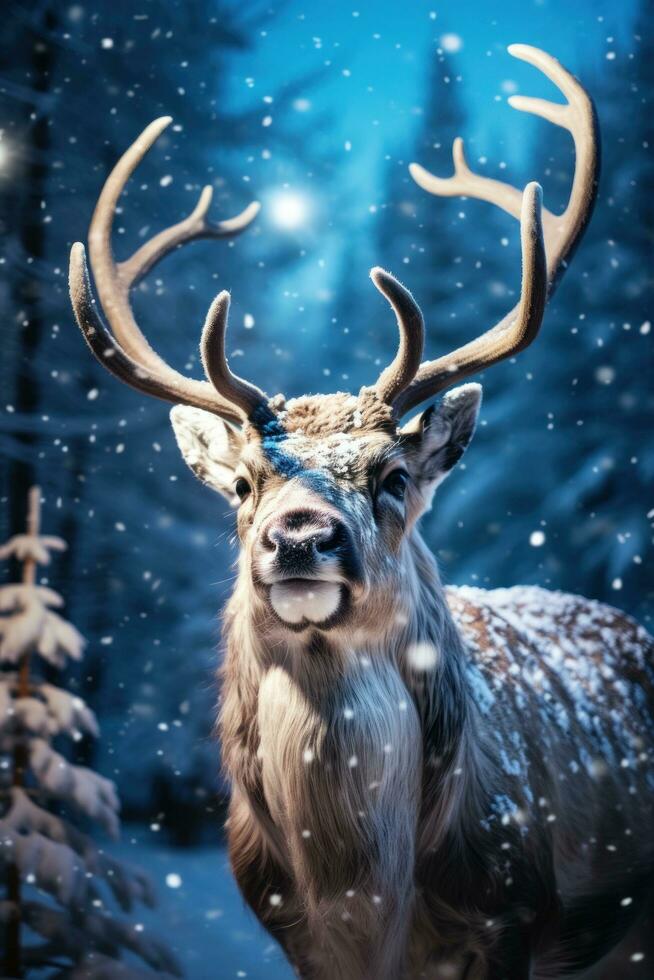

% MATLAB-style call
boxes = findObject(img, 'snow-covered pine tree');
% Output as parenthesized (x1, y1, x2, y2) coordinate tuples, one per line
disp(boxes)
(0, 487, 180, 979)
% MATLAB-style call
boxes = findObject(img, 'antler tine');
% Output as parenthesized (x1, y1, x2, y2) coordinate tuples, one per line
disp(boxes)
(409, 136, 544, 229)
(200, 291, 270, 421)
(507, 43, 600, 290)
(397, 44, 599, 416)
(71, 116, 270, 424)
(370, 268, 425, 406)
(394, 183, 546, 416)
(118, 191, 261, 291)
(69, 243, 244, 424)
(88, 116, 260, 374)
(409, 44, 598, 257)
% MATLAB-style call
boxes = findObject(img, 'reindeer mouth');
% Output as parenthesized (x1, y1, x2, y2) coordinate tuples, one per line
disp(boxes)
(266, 578, 348, 630)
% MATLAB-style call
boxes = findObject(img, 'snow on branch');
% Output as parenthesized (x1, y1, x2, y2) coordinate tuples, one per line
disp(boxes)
(41, 684, 100, 739)
(29, 739, 120, 839)
(0, 584, 64, 612)
(35, 609, 85, 667)
(3, 789, 154, 912)
(22, 902, 182, 976)
(0, 823, 94, 907)
(0, 680, 13, 731)
(11, 696, 50, 736)
(0, 675, 98, 740)
(0, 592, 46, 664)
(0, 533, 67, 566)
(0, 584, 84, 667)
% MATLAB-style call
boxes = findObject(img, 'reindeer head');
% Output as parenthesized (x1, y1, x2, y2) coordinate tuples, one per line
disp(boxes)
(168, 377, 483, 634)
(69, 45, 597, 636)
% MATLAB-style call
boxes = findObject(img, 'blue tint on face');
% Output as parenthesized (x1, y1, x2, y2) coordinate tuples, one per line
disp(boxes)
(258, 415, 359, 507)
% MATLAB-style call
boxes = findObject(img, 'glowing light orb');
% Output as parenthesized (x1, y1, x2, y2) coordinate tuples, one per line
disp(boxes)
(440, 33, 463, 53)
(269, 191, 310, 230)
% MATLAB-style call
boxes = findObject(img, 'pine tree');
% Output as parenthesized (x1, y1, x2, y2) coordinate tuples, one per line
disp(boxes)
(0, 488, 180, 978)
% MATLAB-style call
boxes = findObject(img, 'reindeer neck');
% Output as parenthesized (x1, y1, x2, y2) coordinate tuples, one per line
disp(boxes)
(220, 529, 477, 838)
(219, 534, 486, 976)
(406, 530, 473, 716)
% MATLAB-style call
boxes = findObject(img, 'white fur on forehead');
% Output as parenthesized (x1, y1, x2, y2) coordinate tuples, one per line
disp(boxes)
(281, 431, 374, 479)
(252, 390, 398, 481)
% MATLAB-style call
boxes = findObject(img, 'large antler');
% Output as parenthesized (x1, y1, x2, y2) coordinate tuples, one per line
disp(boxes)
(375, 44, 599, 418)
(69, 117, 271, 425)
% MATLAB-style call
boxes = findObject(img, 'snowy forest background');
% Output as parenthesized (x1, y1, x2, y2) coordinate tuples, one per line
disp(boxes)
(1, 0, 652, 975)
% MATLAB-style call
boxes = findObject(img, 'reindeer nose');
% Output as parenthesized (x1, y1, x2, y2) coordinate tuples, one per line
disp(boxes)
(261, 509, 345, 571)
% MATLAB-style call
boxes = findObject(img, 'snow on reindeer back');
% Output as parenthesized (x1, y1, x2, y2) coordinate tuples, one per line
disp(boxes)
(449, 584, 654, 796)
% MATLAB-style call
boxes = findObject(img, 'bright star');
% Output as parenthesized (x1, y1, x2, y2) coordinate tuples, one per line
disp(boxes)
(268, 190, 310, 230)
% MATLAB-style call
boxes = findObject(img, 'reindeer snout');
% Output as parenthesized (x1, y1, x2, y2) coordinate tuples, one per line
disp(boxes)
(260, 509, 347, 574)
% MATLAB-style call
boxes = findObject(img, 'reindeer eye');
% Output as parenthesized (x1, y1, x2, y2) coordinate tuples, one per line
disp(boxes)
(380, 469, 409, 501)
(234, 477, 252, 502)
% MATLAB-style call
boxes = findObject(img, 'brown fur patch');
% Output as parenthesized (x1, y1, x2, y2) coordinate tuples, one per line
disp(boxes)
(253, 388, 397, 439)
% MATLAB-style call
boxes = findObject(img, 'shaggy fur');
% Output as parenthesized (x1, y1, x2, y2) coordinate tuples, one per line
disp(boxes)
(171, 390, 654, 979)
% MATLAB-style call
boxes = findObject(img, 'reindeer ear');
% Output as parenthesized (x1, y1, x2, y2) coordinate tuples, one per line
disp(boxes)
(170, 406, 244, 506)
(402, 383, 482, 491)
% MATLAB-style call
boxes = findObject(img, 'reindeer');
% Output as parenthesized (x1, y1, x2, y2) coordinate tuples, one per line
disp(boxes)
(68, 44, 654, 980)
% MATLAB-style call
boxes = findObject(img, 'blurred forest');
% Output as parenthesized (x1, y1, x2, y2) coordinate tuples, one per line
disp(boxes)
(1, 0, 652, 848)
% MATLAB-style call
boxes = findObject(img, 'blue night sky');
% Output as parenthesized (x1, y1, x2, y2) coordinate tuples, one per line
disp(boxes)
(220, 0, 640, 322)
(227, 0, 638, 185)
